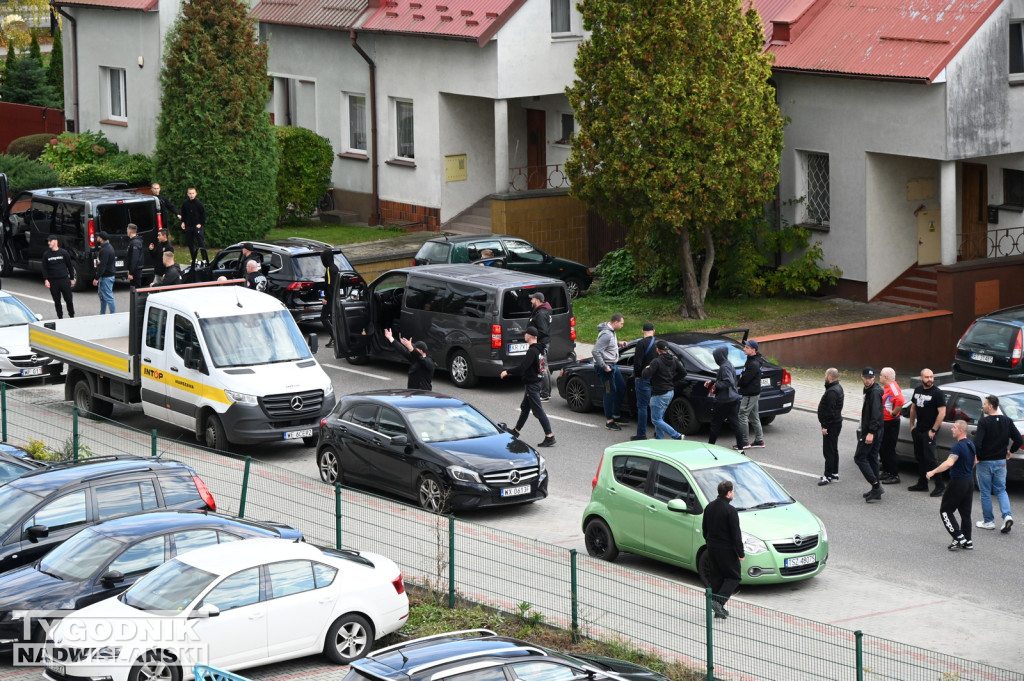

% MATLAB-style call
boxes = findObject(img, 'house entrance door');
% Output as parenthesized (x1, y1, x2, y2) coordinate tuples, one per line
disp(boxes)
(917, 209, 941, 265)
(961, 163, 988, 260)
(526, 109, 547, 190)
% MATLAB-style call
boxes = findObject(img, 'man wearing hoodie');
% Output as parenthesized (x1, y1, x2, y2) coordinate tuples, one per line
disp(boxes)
(737, 339, 765, 449)
(593, 313, 627, 430)
(705, 346, 746, 451)
(857, 367, 885, 502)
(529, 293, 553, 401)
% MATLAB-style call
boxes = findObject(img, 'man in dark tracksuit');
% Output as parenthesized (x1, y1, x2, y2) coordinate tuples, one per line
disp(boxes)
(928, 419, 976, 550)
(179, 187, 209, 267)
(706, 346, 745, 450)
(857, 367, 885, 502)
(148, 229, 174, 284)
(126, 224, 145, 287)
(528, 293, 553, 400)
(702, 480, 744, 619)
(384, 328, 435, 391)
(632, 322, 657, 441)
(320, 248, 340, 348)
(42, 235, 76, 319)
(817, 368, 844, 485)
(501, 326, 555, 448)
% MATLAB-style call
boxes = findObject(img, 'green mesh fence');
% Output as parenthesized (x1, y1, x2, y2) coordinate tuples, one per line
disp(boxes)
(2, 384, 1022, 681)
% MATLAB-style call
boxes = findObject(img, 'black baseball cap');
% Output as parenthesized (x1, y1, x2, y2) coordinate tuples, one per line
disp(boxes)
(530, 292, 545, 303)
(862, 367, 875, 377)
(642, 322, 655, 331)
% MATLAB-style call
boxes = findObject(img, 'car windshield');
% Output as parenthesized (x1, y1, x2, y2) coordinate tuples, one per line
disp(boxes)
(0, 297, 37, 327)
(403, 405, 499, 442)
(997, 393, 1024, 420)
(292, 252, 354, 280)
(38, 527, 123, 581)
(0, 485, 42, 537)
(122, 558, 216, 612)
(684, 342, 746, 372)
(416, 241, 451, 263)
(200, 310, 312, 367)
(690, 461, 794, 511)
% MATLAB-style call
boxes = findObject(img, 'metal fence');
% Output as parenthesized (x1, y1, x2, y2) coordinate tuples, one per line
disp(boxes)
(2, 384, 1021, 681)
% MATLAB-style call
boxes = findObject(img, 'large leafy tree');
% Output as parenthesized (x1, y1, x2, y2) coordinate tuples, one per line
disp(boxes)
(154, 0, 277, 245)
(566, 0, 783, 318)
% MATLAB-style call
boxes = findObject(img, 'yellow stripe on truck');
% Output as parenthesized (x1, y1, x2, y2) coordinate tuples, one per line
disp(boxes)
(140, 364, 231, 404)
(30, 328, 131, 375)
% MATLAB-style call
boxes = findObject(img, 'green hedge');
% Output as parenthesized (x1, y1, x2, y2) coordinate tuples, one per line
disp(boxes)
(275, 126, 333, 221)
(6, 133, 55, 159)
(0, 153, 60, 193)
(58, 153, 153, 187)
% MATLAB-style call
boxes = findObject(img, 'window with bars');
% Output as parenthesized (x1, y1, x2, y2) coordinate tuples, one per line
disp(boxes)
(802, 152, 830, 226)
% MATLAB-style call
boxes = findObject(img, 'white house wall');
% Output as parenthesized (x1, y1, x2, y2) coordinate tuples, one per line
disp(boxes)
(439, 94, 495, 218)
(492, 0, 581, 98)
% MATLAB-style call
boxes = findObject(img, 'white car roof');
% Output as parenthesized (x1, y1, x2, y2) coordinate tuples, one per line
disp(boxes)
(150, 286, 285, 318)
(177, 537, 319, 573)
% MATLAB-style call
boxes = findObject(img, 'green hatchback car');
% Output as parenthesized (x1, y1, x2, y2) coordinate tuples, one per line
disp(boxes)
(582, 441, 829, 585)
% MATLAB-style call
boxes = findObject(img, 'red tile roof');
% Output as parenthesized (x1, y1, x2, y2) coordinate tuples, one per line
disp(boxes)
(52, 0, 158, 9)
(359, 0, 528, 46)
(252, 0, 366, 31)
(758, 0, 1001, 82)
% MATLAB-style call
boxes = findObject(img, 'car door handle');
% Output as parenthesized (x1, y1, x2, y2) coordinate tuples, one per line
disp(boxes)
(608, 488, 617, 495)
(248, 611, 264, 620)
(170, 367, 179, 372)
(143, 357, 151, 362)
(318, 596, 334, 605)
(647, 505, 658, 512)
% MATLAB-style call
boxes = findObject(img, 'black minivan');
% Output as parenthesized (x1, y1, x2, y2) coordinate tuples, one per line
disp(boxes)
(332, 264, 576, 387)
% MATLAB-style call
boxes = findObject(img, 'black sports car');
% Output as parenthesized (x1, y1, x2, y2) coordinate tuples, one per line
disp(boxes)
(556, 330, 795, 435)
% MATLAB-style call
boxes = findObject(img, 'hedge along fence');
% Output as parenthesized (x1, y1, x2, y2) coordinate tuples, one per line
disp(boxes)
(1, 384, 1021, 681)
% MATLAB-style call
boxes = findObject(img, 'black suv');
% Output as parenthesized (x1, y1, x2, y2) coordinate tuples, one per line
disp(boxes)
(186, 238, 355, 323)
(0, 455, 216, 572)
(953, 305, 1024, 383)
(0, 174, 159, 289)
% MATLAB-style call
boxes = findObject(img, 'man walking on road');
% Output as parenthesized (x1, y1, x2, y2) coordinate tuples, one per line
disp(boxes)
(384, 328, 435, 391)
(928, 419, 976, 551)
(43, 235, 76, 319)
(817, 368, 844, 486)
(878, 367, 905, 484)
(528, 293, 553, 401)
(706, 346, 745, 451)
(702, 480, 744, 619)
(642, 340, 685, 440)
(908, 368, 947, 497)
(631, 322, 657, 441)
(594, 313, 627, 431)
(501, 326, 555, 448)
(93, 231, 116, 314)
(856, 367, 885, 502)
(737, 339, 765, 449)
(972, 395, 1021, 533)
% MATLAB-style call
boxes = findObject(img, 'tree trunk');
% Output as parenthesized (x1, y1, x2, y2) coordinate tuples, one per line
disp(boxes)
(699, 223, 715, 302)
(677, 223, 706, 319)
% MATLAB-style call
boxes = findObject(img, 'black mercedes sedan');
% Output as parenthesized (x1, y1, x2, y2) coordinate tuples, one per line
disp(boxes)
(0, 509, 302, 649)
(316, 390, 548, 512)
(556, 330, 796, 435)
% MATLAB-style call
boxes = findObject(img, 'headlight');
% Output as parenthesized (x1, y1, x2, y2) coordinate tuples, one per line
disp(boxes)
(447, 465, 481, 483)
(225, 390, 258, 405)
(325, 382, 334, 396)
(91, 647, 121, 661)
(818, 516, 828, 543)
(537, 454, 546, 474)
(741, 531, 768, 555)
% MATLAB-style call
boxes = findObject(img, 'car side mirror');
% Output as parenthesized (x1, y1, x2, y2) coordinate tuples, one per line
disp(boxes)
(667, 498, 702, 515)
(100, 570, 125, 586)
(189, 604, 220, 619)
(497, 422, 509, 431)
(390, 435, 408, 446)
(544, 254, 553, 263)
(308, 333, 319, 354)
(25, 525, 49, 542)
(184, 347, 202, 371)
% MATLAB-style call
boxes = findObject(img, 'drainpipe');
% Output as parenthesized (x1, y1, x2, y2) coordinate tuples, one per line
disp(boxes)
(349, 30, 381, 226)
(56, 6, 79, 131)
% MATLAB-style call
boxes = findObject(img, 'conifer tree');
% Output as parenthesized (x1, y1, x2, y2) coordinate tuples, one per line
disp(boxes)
(47, 23, 63, 107)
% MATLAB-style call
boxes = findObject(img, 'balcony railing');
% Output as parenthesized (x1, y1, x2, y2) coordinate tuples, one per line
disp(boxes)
(956, 226, 1024, 259)
(508, 164, 571, 192)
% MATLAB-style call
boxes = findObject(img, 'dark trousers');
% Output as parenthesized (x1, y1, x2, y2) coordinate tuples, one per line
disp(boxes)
(599, 365, 626, 420)
(539, 346, 551, 399)
(708, 400, 743, 447)
(634, 378, 652, 437)
(940, 476, 974, 541)
(185, 227, 209, 265)
(879, 418, 901, 476)
(515, 382, 552, 435)
(320, 295, 334, 341)
(707, 546, 742, 605)
(854, 429, 882, 484)
(49, 278, 74, 318)
(822, 420, 842, 477)
(911, 429, 941, 486)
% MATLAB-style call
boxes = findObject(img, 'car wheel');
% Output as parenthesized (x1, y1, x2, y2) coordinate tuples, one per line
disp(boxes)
(697, 549, 713, 588)
(417, 473, 450, 513)
(667, 397, 700, 435)
(323, 613, 374, 664)
(318, 446, 342, 484)
(759, 415, 775, 427)
(564, 277, 583, 300)
(583, 517, 619, 561)
(73, 378, 113, 419)
(128, 650, 180, 681)
(565, 376, 591, 413)
(448, 350, 477, 388)
(203, 412, 228, 451)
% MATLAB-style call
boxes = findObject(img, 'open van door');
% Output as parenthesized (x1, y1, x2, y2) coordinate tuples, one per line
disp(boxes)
(0, 174, 9, 220)
(0, 173, 13, 277)
(331, 270, 370, 360)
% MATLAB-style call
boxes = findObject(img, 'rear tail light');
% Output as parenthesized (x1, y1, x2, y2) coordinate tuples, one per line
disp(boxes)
(956, 322, 976, 350)
(87, 219, 95, 247)
(287, 281, 314, 291)
(157, 213, 163, 230)
(193, 475, 217, 512)
(782, 369, 791, 386)
(392, 574, 406, 595)
(491, 324, 502, 349)
(1013, 330, 1022, 369)
(320, 417, 327, 429)
(591, 454, 604, 490)
(570, 316, 576, 341)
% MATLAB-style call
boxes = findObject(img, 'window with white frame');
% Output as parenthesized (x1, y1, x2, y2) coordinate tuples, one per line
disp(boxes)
(551, 0, 571, 33)
(342, 92, 367, 154)
(799, 151, 830, 227)
(103, 67, 127, 122)
(1011, 22, 1024, 76)
(556, 113, 574, 145)
(394, 99, 414, 160)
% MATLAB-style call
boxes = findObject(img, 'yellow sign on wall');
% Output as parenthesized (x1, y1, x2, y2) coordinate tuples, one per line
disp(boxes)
(445, 154, 467, 182)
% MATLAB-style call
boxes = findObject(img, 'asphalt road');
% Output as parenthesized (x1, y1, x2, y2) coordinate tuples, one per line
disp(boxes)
(2, 271, 1023, 674)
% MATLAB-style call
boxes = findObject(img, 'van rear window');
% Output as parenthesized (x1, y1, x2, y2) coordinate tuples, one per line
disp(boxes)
(97, 201, 157, 234)
(502, 286, 568, 319)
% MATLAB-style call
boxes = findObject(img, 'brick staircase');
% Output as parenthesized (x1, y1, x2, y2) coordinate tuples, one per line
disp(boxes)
(872, 265, 938, 309)
(442, 197, 492, 235)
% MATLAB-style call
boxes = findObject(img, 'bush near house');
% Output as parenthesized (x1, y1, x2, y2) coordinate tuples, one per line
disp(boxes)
(0, 153, 60, 193)
(275, 126, 333, 222)
(59, 153, 153, 187)
(39, 130, 118, 173)
(6, 133, 54, 159)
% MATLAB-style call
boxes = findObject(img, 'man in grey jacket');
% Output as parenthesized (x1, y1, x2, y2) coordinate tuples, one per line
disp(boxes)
(705, 346, 745, 451)
(593, 313, 627, 430)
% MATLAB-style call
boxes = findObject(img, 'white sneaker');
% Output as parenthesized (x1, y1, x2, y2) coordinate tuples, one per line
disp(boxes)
(976, 520, 996, 530)
(1001, 516, 1013, 533)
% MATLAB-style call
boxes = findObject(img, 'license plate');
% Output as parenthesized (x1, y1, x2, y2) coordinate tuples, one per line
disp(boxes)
(501, 484, 531, 497)
(507, 343, 528, 355)
(115, 259, 124, 268)
(21, 367, 44, 376)
(971, 352, 994, 364)
(283, 429, 313, 440)
(760, 377, 771, 387)
(785, 554, 816, 568)
(45, 659, 64, 676)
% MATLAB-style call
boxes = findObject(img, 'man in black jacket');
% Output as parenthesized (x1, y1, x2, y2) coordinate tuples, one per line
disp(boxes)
(158, 252, 182, 287)
(973, 395, 1022, 533)
(501, 326, 555, 448)
(706, 346, 745, 450)
(151, 183, 179, 226)
(737, 340, 765, 449)
(126, 224, 145, 287)
(701, 480, 744, 619)
(857, 367, 885, 502)
(641, 340, 685, 440)
(92, 232, 116, 314)
(179, 187, 209, 268)
(148, 229, 174, 284)
(817, 368, 844, 486)
(528, 293, 553, 401)
(631, 322, 657, 441)
(234, 243, 262, 280)
(42, 235, 76, 319)
(320, 248, 340, 348)
(384, 328, 435, 391)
